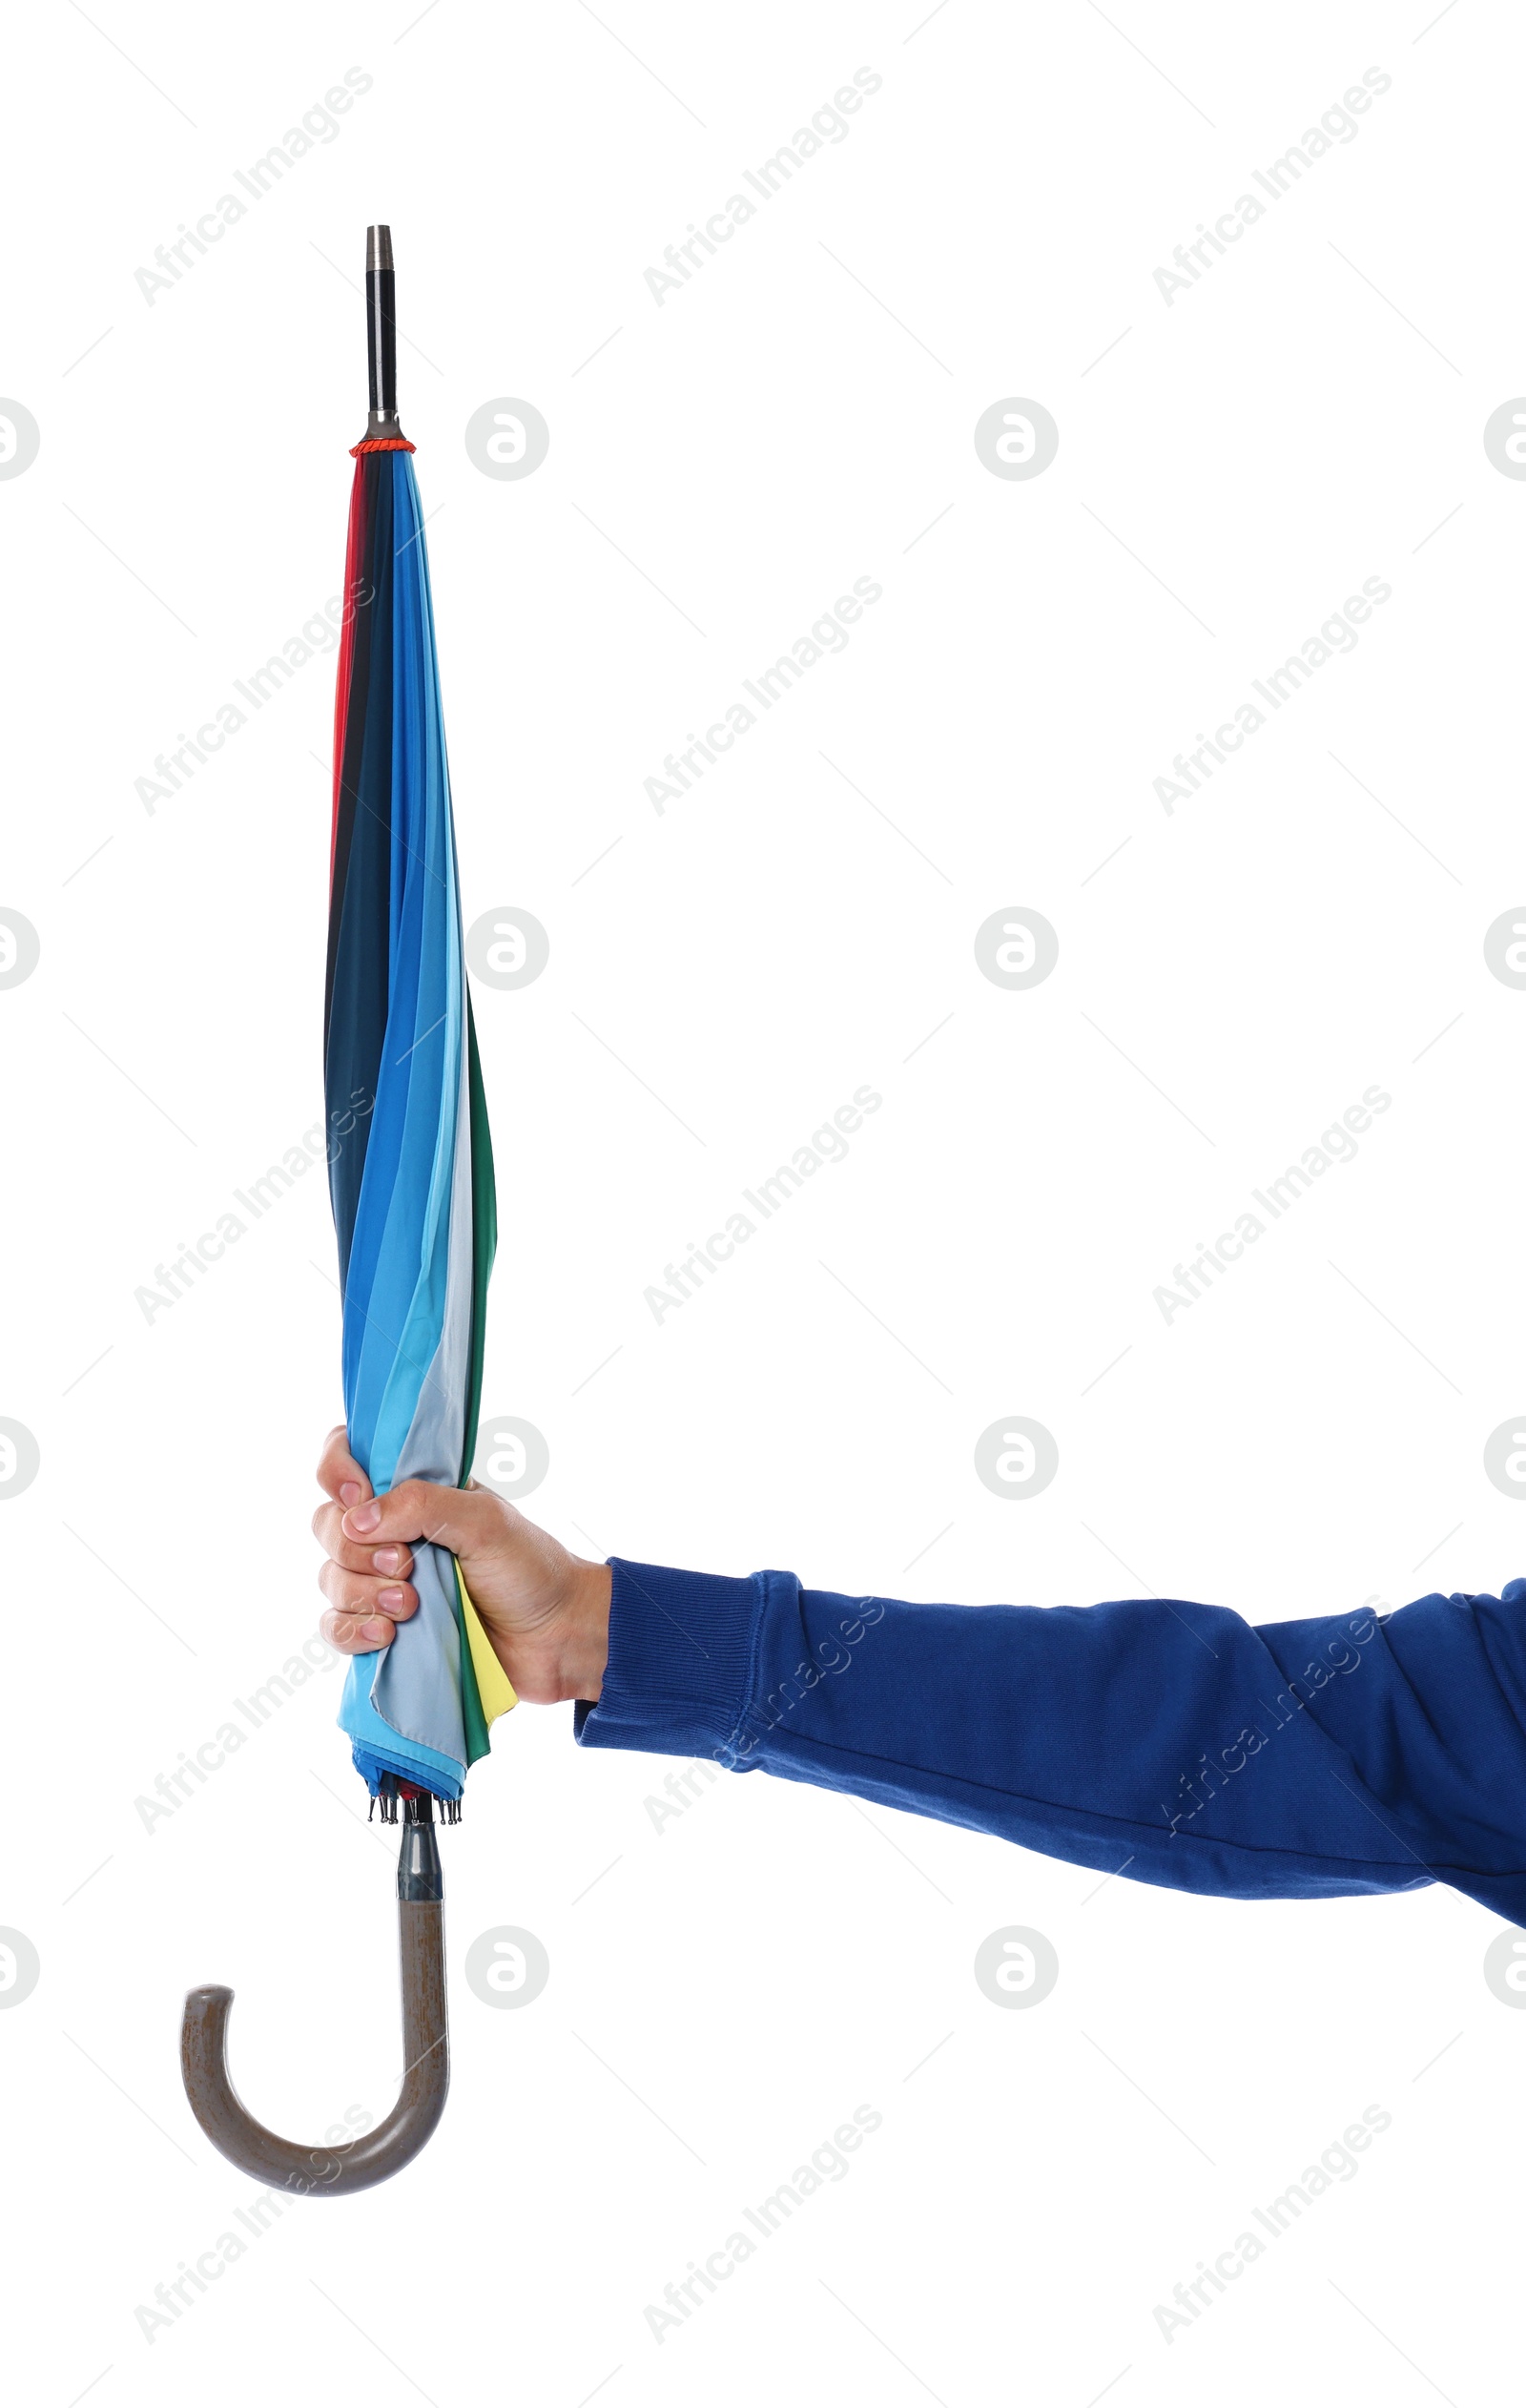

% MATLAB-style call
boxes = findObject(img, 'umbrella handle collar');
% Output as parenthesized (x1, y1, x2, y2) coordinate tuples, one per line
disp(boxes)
(179, 1809, 449, 2194)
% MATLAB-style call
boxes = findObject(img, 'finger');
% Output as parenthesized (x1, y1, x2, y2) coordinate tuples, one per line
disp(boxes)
(318, 1560, 419, 1620)
(341, 1477, 505, 1556)
(310, 1501, 416, 1580)
(318, 1561, 419, 1647)
(318, 1423, 372, 1512)
(320, 1604, 401, 1654)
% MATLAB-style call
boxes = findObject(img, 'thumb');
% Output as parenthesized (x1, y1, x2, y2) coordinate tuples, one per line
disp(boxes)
(341, 1477, 502, 1559)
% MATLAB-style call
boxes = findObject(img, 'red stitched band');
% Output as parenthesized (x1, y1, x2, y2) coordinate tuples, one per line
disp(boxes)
(349, 437, 417, 455)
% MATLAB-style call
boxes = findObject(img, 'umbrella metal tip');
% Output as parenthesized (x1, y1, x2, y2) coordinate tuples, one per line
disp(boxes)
(367, 224, 394, 273)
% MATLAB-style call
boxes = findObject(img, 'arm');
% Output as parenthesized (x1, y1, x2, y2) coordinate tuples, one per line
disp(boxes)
(313, 1434, 1526, 1926)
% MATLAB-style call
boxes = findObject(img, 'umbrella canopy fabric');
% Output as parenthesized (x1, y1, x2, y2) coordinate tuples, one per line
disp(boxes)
(324, 435, 514, 1805)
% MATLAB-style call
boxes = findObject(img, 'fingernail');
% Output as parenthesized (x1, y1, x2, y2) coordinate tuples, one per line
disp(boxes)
(347, 1501, 381, 1534)
(377, 1587, 404, 1610)
(340, 1482, 361, 1506)
(373, 1547, 401, 1574)
(360, 1616, 391, 1642)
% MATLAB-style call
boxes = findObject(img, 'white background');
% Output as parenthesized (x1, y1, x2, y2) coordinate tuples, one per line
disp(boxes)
(4, 2, 1525, 2401)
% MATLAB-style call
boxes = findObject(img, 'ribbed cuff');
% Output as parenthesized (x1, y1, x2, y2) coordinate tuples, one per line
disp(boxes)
(572, 1558, 765, 1762)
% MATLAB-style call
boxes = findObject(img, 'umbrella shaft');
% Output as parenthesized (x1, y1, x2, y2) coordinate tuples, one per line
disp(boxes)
(398, 1816, 443, 1902)
(367, 264, 397, 414)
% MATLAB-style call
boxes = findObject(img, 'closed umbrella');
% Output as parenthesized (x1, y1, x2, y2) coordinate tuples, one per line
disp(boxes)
(181, 227, 511, 2190)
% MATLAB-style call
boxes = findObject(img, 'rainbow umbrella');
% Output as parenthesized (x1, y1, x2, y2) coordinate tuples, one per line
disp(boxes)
(181, 227, 509, 2190)
(325, 227, 514, 1810)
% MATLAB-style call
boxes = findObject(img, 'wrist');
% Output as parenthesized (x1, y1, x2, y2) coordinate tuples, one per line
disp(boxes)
(554, 1558, 610, 1703)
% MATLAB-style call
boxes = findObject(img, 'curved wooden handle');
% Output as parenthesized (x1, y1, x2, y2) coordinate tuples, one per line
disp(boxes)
(180, 1895, 448, 2196)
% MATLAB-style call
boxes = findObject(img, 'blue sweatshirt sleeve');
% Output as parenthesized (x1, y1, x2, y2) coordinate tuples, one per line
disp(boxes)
(574, 1559, 1526, 1927)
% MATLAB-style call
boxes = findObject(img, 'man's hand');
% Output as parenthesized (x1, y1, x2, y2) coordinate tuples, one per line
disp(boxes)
(313, 1425, 609, 1704)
